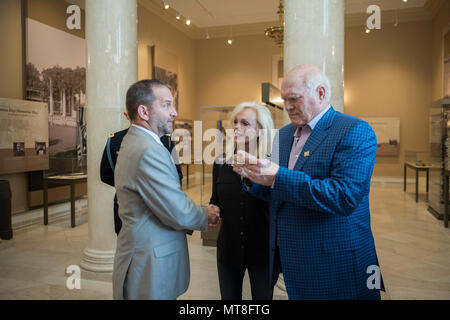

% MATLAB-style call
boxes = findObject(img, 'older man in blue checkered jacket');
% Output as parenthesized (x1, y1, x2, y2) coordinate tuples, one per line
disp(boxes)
(233, 64, 384, 300)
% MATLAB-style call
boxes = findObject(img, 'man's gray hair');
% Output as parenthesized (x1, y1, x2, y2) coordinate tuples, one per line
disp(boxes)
(304, 70, 331, 105)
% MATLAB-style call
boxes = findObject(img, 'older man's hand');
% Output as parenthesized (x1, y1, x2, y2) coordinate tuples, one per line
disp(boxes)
(205, 204, 220, 230)
(232, 150, 279, 186)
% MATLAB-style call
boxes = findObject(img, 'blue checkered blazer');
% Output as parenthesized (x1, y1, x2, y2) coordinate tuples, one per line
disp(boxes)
(249, 107, 383, 300)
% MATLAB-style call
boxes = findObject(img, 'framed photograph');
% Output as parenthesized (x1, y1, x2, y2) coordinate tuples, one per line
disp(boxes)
(138, 45, 179, 112)
(362, 117, 400, 156)
(13, 142, 25, 157)
(35, 142, 46, 155)
(153, 47, 179, 112)
(25, 17, 86, 158)
(0, 98, 49, 174)
(154, 66, 179, 112)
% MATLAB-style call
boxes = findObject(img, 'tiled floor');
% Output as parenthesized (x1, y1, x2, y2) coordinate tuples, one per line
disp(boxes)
(0, 179, 449, 300)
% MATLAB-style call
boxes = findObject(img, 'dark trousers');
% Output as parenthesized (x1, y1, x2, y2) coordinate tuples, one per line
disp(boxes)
(217, 260, 272, 300)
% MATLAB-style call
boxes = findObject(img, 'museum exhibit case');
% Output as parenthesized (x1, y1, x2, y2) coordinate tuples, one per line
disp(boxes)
(427, 99, 450, 220)
(28, 155, 87, 208)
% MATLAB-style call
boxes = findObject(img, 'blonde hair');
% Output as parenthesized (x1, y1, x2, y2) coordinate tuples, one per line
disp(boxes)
(229, 101, 274, 158)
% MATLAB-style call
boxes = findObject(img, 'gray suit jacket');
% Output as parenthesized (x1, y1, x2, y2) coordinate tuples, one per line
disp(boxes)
(112, 125, 208, 300)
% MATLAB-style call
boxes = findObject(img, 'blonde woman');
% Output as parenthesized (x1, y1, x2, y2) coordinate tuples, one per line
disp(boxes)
(210, 102, 275, 300)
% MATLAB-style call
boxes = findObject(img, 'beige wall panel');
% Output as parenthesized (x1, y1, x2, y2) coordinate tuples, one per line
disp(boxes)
(195, 35, 280, 109)
(431, 0, 450, 101)
(0, 0, 23, 100)
(345, 21, 433, 177)
(137, 5, 197, 121)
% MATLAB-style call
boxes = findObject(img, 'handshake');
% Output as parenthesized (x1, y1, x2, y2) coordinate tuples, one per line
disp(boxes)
(205, 204, 220, 230)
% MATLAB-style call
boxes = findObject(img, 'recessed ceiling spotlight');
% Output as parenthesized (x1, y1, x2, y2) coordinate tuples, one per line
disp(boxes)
(176, 13, 181, 20)
(164, 2, 169, 10)
(186, 19, 191, 25)
(403, 0, 408, 3)
(365, 28, 371, 33)
(227, 39, 233, 45)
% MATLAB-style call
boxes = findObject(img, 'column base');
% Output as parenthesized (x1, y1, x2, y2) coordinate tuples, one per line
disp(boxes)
(80, 247, 115, 273)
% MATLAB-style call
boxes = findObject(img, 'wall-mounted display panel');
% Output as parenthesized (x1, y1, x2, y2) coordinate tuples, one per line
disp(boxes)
(0, 97, 49, 174)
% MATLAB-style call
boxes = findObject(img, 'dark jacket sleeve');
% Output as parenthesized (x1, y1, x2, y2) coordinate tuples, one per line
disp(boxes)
(210, 162, 222, 214)
(100, 141, 115, 187)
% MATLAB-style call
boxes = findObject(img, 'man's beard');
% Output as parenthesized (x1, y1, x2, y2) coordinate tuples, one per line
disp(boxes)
(157, 120, 172, 135)
(148, 115, 172, 136)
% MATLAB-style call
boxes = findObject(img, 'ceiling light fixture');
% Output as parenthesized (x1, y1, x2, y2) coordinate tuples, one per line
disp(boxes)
(186, 19, 191, 25)
(365, 28, 371, 33)
(264, 0, 284, 55)
(163, 1, 169, 10)
(176, 12, 181, 20)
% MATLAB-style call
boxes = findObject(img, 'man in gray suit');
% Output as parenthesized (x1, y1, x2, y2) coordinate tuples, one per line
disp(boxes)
(112, 79, 220, 300)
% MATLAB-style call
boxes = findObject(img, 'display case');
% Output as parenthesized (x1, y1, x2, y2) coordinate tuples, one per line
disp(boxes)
(44, 155, 87, 178)
(28, 155, 87, 209)
(427, 99, 450, 219)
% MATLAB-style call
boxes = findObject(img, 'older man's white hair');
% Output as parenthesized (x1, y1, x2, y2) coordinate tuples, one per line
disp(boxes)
(303, 69, 331, 106)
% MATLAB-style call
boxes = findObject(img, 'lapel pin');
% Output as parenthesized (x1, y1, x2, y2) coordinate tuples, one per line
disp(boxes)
(304, 151, 310, 157)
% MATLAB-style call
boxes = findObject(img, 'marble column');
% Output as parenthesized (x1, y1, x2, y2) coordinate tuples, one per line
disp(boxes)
(284, 0, 345, 112)
(274, 0, 345, 294)
(80, 0, 137, 272)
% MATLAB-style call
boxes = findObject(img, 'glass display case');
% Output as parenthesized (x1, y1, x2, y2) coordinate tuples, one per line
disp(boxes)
(43, 155, 87, 178)
(427, 99, 450, 219)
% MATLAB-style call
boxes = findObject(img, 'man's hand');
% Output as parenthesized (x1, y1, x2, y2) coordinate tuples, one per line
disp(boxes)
(205, 204, 220, 230)
(233, 150, 279, 186)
